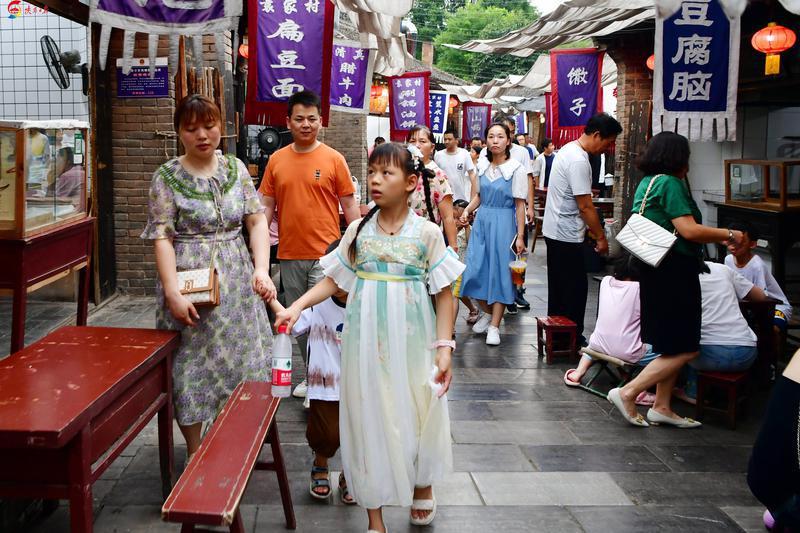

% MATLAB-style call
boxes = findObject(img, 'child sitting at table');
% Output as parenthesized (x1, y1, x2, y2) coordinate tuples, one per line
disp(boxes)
(724, 221, 793, 358)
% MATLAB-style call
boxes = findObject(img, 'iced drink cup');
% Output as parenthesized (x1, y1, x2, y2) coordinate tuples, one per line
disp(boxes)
(509, 259, 526, 286)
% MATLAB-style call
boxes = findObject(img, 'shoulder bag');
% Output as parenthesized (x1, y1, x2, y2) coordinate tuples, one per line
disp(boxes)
(615, 174, 677, 268)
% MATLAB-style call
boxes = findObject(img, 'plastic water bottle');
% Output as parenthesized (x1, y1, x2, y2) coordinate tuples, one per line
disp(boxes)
(271, 325, 292, 398)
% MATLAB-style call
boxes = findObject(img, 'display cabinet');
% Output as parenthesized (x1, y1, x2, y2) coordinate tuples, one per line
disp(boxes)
(0, 120, 89, 238)
(724, 159, 800, 211)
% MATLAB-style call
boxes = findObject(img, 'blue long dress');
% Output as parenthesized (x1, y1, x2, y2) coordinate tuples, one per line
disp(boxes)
(461, 159, 524, 306)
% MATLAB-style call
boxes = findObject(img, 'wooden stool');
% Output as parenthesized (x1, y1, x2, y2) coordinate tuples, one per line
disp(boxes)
(537, 316, 577, 365)
(694, 371, 749, 430)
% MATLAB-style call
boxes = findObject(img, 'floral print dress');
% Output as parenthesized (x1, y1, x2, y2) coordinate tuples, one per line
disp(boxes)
(142, 153, 272, 426)
(408, 160, 453, 225)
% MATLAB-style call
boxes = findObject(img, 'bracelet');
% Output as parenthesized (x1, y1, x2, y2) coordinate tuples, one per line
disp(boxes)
(432, 339, 456, 350)
(727, 228, 735, 243)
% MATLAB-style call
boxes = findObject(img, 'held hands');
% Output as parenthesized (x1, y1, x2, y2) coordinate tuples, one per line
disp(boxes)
(165, 291, 200, 327)
(459, 210, 470, 226)
(433, 348, 453, 398)
(252, 268, 277, 301)
(274, 303, 301, 334)
(514, 234, 527, 256)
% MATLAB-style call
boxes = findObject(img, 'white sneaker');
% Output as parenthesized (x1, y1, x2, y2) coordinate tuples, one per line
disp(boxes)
(303, 395, 310, 410)
(472, 314, 492, 334)
(292, 379, 308, 398)
(486, 326, 501, 345)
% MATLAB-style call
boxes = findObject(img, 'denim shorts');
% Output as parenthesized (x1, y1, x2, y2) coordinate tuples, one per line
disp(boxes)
(689, 344, 758, 372)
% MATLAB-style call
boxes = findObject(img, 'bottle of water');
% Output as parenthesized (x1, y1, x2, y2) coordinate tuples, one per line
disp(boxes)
(271, 325, 292, 398)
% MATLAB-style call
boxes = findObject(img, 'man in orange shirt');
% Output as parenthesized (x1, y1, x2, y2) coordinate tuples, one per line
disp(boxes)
(260, 90, 360, 401)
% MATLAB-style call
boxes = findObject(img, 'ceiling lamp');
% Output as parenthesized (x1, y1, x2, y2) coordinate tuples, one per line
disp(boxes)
(751, 23, 796, 75)
(646, 54, 655, 71)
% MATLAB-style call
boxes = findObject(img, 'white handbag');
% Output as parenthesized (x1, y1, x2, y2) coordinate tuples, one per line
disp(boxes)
(616, 174, 677, 268)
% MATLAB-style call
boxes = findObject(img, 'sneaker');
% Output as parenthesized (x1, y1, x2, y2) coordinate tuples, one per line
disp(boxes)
(292, 379, 308, 398)
(506, 303, 518, 315)
(303, 395, 310, 410)
(514, 291, 530, 310)
(472, 314, 492, 334)
(486, 326, 501, 345)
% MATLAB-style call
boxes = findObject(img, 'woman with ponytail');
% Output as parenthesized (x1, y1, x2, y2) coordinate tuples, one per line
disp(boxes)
(406, 125, 459, 252)
(276, 142, 465, 533)
(459, 122, 528, 346)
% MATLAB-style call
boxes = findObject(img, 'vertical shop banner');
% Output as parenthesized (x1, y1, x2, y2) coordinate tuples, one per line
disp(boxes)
(653, 0, 740, 141)
(429, 91, 450, 141)
(246, 0, 335, 125)
(388, 71, 430, 142)
(515, 113, 527, 135)
(462, 102, 492, 143)
(330, 40, 375, 114)
(544, 92, 553, 140)
(550, 48, 604, 147)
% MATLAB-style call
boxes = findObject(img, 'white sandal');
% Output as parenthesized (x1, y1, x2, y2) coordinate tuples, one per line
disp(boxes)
(410, 498, 437, 526)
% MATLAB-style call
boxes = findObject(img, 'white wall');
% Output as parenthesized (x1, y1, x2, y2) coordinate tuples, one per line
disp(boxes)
(367, 115, 389, 146)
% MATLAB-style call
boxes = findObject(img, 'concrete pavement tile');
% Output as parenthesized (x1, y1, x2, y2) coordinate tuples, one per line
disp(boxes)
(259, 442, 341, 472)
(453, 444, 535, 472)
(451, 421, 580, 445)
(415, 505, 584, 532)
(432, 471, 484, 505)
(273, 420, 312, 444)
(447, 400, 495, 421)
(647, 445, 752, 472)
(720, 506, 766, 532)
(103, 475, 165, 506)
(120, 446, 171, 480)
(472, 472, 632, 506)
(447, 383, 541, 401)
(570, 504, 743, 532)
(522, 445, 670, 473)
(451, 368, 557, 385)
(610, 472, 760, 506)
(488, 400, 609, 421)
(565, 421, 709, 445)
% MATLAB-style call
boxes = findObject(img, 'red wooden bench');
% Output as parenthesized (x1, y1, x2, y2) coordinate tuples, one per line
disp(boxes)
(694, 371, 749, 430)
(162, 381, 296, 532)
(537, 316, 577, 364)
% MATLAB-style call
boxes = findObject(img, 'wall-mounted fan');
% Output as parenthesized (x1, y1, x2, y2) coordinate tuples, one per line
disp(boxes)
(40, 35, 89, 96)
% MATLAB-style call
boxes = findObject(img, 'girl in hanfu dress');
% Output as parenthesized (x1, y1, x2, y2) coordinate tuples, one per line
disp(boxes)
(276, 143, 464, 533)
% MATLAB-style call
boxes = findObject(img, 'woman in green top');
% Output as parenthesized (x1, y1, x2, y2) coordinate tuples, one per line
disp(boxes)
(607, 132, 744, 428)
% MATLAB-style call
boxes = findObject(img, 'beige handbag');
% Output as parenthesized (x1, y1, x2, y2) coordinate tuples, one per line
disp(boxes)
(616, 174, 677, 268)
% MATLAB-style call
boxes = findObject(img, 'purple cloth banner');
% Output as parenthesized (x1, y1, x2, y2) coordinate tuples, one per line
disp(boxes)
(463, 102, 491, 141)
(553, 51, 601, 128)
(515, 113, 527, 135)
(429, 91, 449, 138)
(330, 41, 372, 114)
(96, 0, 223, 24)
(388, 71, 430, 142)
(257, 1, 325, 103)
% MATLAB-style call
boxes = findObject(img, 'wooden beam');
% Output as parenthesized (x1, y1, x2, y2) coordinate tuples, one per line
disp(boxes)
(27, 0, 88, 26)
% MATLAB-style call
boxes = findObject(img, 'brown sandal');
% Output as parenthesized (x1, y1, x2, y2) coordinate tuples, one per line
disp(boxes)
(339, 472, 356, 505)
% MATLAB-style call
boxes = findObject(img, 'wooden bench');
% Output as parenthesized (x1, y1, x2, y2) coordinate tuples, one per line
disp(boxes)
(694, 371, 749, 430)
(162, 381, 296, 532)
(537, 316, 577, 364)
(576, 347, 641, 399)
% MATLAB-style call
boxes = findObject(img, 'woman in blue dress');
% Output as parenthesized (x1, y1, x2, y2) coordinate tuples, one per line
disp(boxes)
(459, 122, 528, 346)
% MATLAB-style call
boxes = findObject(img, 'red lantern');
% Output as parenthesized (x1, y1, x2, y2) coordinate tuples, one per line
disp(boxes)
(751, 22, 797, 75)
(370, 85, 381, 97)
(448, 96, 458, 108)
(238, 44, 249, 59)
(646, 54, 655, 71)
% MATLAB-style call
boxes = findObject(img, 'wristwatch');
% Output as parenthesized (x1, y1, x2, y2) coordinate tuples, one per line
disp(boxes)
(727, 228, 735, 244)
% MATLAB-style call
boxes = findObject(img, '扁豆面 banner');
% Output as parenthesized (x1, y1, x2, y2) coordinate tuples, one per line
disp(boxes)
(429, 90, 450, 141)
(653, 0, 740, 141)
(330, 40, 375, 114)
(245, 0, 335, 125)
(388, 71, 430, 142)
(549, 48, 604, 147)
(462, 102, 492, 144)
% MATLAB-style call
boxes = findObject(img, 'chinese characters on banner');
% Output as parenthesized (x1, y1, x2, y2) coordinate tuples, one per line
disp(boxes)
(330, 40, 375, 114)
(653, 0, 740, 141)
(515, 113, 527, 135)
(462, 102, 492, 143)
(549, 48, 604, 147)
(428, 91, 450, 141)
(388, 71, 430, 142)
(245, 0, 335, 125)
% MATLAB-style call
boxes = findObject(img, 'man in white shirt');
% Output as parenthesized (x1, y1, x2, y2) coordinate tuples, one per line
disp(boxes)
(542, 113, 621, 344)
(516, 133, 538, 161)
(435, 129, 477, 202)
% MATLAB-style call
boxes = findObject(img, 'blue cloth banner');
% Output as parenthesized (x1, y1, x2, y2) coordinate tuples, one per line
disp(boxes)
(429, 91, 449, 139)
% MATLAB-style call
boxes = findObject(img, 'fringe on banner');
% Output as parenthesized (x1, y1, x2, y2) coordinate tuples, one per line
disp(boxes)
(653, 112, 736, 142)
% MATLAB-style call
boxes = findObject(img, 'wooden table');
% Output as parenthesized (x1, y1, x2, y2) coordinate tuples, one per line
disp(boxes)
(0, 217, 95, 354)
(0, 326, 180, 532)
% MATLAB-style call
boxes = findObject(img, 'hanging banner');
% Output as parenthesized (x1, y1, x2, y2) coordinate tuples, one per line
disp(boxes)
(515, 113, 527, 135)
(550, 48, 604, 148)
(544, 91, 553, 140)
(90, 0, 241, 74)
(653, 0, 740, 141)
(388, 71, 430, 142)
(330, 40, 376, 114)
(245, 0, 335, 125)
(429, 90, 450, 141)
(462, 102, 492, 143)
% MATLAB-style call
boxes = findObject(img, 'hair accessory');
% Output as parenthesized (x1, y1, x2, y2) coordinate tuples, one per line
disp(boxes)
(432, 339, 456, 350)
(406, 144, 423, 170)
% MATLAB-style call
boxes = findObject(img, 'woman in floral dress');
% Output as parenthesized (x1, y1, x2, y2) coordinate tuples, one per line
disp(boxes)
(406, 125, 459, 252)
(142, 95, 274, 458)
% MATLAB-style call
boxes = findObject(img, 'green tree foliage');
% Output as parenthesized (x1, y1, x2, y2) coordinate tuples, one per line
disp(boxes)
(409, 0, 466, 44)
(432, 1, 539, 83)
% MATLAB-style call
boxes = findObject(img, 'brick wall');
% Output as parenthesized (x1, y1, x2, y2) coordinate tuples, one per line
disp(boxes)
(320, 109, 368, 198)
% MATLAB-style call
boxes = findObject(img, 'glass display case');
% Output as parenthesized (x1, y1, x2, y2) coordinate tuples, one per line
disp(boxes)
(0, 120, 89, 238)
(725, 159, 800, 211)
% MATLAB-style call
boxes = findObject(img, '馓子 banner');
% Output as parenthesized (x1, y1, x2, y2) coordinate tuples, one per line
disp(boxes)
(388, 71, 430, 142)
(653, 0, 740, 141)
(550, 48, 604, 147)
(330, 40, 375, 114)
(462, 102, 492, 144)
(429, 90, 450, 141)
(245, 0, 335, 125)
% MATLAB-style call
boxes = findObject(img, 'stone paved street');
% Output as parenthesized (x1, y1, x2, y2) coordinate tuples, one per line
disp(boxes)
(3, 246, 770, 532)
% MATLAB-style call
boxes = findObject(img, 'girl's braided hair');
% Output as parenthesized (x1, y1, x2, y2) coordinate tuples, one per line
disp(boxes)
(348, 142, 434, 263)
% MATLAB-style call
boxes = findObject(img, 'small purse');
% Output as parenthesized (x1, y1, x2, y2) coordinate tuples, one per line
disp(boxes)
(616, 174, 677, 268)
